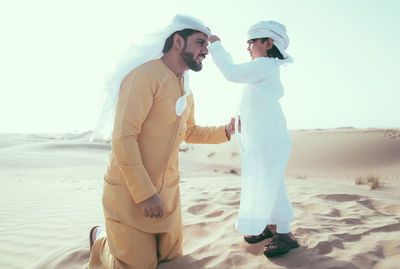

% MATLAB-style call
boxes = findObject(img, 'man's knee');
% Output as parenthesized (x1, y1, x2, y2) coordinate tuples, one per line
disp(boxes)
(105, 221, 158, 268)
(157, 232, 183, 262)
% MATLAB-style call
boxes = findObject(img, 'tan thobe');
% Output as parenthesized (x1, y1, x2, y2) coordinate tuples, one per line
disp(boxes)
(89, 59, 229, 269)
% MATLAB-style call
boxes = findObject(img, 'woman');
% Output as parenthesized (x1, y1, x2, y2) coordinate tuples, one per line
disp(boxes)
(208, 20, 298, 257)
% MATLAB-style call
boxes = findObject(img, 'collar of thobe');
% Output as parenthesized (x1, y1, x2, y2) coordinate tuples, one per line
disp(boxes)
(176, 71, 191, 116)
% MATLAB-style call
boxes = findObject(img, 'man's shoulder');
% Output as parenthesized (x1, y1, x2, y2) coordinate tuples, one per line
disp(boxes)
(133, 59, 164, 77)
(122, 59, 166, 92)
(123, 59, 164, 84)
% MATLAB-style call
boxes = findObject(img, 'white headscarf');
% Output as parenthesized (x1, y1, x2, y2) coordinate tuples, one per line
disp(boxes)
(91, 15, 211, 141)
(247, 20, 293, 64)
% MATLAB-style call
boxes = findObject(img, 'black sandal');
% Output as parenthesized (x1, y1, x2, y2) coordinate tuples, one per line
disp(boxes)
(244, 226, 274, 244)
(263, 233, 299, 257)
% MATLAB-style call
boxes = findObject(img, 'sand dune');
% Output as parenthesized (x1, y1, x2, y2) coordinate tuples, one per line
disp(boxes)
(287, 129, 400, 180)
(0, 129, 399, 268)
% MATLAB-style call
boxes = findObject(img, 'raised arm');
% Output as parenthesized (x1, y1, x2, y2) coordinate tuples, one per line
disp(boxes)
(209, 40, 270, 84)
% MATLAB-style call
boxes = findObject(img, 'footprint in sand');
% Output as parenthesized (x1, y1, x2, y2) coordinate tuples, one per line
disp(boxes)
(316, 194, 363, 202)
(187, 204, 208, 214)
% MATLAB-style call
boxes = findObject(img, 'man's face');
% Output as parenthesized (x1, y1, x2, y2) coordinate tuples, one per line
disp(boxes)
(180, 32, 209, 71)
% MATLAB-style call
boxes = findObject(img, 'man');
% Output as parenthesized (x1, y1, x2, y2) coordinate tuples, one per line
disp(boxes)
(88, 15, 235, 269)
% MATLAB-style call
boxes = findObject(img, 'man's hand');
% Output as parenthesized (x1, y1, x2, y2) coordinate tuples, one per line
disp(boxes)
(209, 35, 220, 43)
(139, 193, 164, 218)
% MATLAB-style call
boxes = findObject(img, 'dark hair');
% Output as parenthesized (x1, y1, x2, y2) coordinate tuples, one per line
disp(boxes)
(162, 29, 200, 53)
(251, 38, 284, 60)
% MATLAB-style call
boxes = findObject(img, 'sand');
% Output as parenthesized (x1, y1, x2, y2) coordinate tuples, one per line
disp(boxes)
(0, 129, 399, 269)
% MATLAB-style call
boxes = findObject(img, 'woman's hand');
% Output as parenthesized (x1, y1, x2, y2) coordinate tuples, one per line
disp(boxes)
(209, 35, 220, 43)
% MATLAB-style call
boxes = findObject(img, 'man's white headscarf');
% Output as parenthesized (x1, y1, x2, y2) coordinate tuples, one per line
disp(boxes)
(91, 15, 211, 141)
(247, 20, 293, 64)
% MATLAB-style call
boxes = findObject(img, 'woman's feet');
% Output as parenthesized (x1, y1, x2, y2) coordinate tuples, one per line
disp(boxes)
(244, 225, 276, 244)
(263, 232, 299, 257)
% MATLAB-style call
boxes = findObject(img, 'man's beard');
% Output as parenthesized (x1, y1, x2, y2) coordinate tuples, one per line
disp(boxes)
(180, 50, 204, 72)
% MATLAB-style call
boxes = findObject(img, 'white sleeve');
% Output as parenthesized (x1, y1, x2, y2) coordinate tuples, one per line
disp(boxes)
(208, 41, 270, 84)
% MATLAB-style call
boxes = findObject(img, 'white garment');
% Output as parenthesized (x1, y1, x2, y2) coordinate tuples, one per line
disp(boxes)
(247, 20, 293, 63)
(91, 14, 211, 141)
(209, 41, 294, 235)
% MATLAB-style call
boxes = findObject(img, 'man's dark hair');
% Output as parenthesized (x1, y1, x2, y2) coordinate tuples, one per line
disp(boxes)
(163, 29, 200, 53)
(251, 38, 284, 60)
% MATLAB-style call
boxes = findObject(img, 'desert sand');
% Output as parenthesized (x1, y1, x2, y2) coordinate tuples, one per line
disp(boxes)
(0, 128, 399, 269)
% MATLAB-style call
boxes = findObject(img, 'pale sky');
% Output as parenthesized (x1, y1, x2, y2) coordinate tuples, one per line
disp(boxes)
(1, 0, 399, 133)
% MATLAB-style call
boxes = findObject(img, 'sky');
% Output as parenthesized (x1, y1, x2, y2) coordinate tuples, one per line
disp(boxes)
(1, 0, 399, 133)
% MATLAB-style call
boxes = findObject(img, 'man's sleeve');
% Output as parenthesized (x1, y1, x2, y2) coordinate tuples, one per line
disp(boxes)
(184, 96, 230, 144)
(112, 69, 157, 204)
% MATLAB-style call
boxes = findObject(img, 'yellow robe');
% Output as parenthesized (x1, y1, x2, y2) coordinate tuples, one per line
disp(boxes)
(89, 59, 229, 269)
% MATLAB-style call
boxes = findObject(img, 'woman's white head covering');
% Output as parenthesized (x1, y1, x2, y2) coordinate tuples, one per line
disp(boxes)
(247, 20, 293, 64)
(91, 14, 211, 141)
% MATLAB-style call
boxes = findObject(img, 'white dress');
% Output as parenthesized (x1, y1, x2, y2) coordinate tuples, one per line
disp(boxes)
(209, 41, 294, 235)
